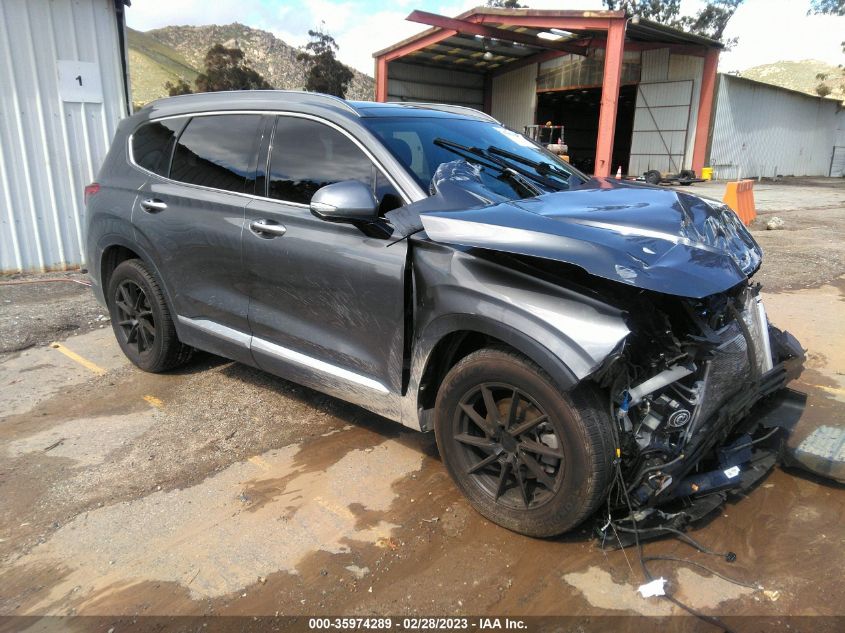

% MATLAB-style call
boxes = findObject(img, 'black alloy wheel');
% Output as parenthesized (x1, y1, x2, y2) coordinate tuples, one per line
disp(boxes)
(106, 259, 192, 372)
(434, 347, 614, 537)
(113, 279, 156, 355)
(452, 382, 563, 509)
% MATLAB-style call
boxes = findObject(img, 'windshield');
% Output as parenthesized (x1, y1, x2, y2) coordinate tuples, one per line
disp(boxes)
(363, 116, 588, 199)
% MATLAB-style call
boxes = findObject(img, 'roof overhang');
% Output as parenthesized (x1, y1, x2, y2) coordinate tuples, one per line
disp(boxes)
(374, 6, 722, 75)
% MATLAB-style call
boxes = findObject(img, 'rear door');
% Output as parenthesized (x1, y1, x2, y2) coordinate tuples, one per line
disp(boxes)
(130, 113, 265, 363)
(243, 114, 409, 409)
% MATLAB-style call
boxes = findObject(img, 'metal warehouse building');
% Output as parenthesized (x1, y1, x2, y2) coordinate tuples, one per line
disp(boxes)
(375, 7, 844, 182)
(0, 0, 130, 274)
(709, 74, 844, 180)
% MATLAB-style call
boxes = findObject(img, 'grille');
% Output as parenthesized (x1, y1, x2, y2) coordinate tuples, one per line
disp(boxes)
(694, 321, 751, 426)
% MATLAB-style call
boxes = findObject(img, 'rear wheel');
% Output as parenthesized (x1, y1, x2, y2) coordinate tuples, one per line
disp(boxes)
(434, 348, 614, 537)
(107, 259, 192, 372)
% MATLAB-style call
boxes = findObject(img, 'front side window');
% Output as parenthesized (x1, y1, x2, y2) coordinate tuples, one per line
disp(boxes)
(170, 114, 261, 193)
(131, 118, 185, 176)
(267, 117, 376, 205)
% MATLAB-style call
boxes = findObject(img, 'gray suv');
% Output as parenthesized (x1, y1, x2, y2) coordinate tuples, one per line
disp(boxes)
(86, 91, 803, 538)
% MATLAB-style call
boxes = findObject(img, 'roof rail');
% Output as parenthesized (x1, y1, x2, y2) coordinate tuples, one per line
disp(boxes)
(397, 102, 500, 124)
(144, 90, 361, 116)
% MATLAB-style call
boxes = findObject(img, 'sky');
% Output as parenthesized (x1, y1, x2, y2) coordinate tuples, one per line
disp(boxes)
(126, 0, 845, 76)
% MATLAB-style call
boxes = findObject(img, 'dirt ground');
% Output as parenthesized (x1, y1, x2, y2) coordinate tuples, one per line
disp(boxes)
(1, 177, 843, 632)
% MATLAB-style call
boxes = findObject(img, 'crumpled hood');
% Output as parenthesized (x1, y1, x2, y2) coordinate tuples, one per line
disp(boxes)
(418, 178, 762, 299)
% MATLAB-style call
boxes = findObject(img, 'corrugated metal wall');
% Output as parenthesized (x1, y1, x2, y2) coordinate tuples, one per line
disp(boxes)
(709, 74, 840, 179)
(0, 0, 127, 273)
(827, 108, 845, 177)
(491, 63, 537, 131)
(386, 62, 485, 109)
(629, 49, 702, 175)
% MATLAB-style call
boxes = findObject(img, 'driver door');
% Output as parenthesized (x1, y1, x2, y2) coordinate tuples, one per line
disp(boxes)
(243, 115, 408, 412)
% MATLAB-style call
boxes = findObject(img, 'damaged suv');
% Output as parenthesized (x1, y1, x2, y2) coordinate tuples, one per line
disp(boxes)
(86, 91, 804, 537)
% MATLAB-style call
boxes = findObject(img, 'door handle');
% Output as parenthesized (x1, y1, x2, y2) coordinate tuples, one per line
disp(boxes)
(249, 220, 287, 237)
(140, 198, 167, 213)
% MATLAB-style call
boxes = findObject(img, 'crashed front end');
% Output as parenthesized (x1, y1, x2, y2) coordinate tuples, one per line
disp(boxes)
(409, 166, 805, 533)
(594, 283, 804, 525)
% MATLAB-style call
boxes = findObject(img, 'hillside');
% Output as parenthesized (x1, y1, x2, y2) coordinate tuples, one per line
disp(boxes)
(128, 23, 374, 107)
(740, 59, 844, 100)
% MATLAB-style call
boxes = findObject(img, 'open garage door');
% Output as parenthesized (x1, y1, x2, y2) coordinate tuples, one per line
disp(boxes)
(629, 80, 693, 177)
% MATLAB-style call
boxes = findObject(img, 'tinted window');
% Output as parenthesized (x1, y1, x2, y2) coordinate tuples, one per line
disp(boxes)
(268, 117, 375, 205)
(132, 118, 184, 175)
(170, 114, 261, 193)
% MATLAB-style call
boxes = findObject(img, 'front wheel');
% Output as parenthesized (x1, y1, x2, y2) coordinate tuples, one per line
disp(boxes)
(434, 348, 614, 537)
(106, 259, 192, 372)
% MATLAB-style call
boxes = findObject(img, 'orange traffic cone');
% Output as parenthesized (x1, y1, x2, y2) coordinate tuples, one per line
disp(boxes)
(615, 166, 622, 179)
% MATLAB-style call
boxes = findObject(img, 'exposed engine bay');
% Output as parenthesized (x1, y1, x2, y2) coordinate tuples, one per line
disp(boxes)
(593, 282, 804, 526)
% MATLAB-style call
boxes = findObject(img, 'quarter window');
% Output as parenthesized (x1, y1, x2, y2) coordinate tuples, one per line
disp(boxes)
(131, 118, 185, 176)
(267, 117, 375, 205)
(170, 114, 261, 193)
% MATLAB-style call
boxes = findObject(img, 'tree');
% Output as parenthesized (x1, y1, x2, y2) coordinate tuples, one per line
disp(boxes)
(603, 0, 682, 24)
(603, 0, 743, 43)
(486, 0, 527, 7)
(164, 78, 193, 96)
(297, 29, 354, 98)
(816, 83, 832, 97)
(808, 0, 844, 15)
(194, 44, 272, 93)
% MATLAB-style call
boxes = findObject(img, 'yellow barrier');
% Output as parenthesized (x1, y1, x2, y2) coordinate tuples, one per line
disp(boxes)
(701, 167, 713, 180)
(723, 179, 756, 226)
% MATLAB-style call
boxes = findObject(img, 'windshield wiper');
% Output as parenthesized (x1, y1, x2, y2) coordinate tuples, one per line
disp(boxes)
(485, 145, 580, 188)
(433, 138, 553, 196)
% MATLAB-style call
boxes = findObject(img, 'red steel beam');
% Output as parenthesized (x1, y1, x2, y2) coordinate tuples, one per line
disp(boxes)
(381, 27, 458, 63)
(692, 47, 720, 174)
(469, 14, 614, 31)
(375, 56, 388, 102)
(594, 19, 626, 178)
(406, 10, 588, 56)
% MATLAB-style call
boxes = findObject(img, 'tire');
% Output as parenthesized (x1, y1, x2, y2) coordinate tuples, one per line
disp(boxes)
(434, 347, 614, 537)
(106, 259, 192, 372)
(644, 169, 662, 185)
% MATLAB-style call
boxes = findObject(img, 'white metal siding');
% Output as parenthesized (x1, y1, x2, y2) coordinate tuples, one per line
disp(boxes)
(709, 74, 840, 179)
(386, 62, 484, 110)
(629, 80, 693, 175)
(629, 49, 702, 176)
(0, 0, 127, 272)
(830, 109, 845, 177)
(491, 63, 537, 131)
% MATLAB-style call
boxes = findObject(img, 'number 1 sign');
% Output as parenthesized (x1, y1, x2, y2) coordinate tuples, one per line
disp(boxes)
(57, 60, 103, 103)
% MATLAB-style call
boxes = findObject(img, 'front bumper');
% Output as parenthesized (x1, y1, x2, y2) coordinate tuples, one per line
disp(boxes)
(630, 321, 805, 507)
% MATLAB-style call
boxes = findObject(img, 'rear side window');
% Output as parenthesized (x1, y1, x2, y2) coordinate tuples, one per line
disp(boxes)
(131, 118, 185, 176)
(268, 117, 375, 205)
(170, 114, 262, 193)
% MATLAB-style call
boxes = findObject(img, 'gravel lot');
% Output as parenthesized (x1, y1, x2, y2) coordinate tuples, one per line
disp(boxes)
(1, 177, 843, 631)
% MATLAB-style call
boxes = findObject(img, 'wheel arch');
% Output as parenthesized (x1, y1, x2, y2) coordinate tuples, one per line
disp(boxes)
(414, 314, 580, 420)
(96, 237, 179, 329)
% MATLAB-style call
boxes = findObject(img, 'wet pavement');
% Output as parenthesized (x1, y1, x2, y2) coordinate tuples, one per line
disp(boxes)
(1, 179, 844, 631)
(0, 283, 843, 632)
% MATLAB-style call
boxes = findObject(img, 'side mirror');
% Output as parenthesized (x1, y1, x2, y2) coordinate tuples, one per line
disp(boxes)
(310, 180, 378, 223)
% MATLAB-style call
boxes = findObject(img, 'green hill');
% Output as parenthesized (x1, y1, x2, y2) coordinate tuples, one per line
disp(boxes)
(127, 23, 375, 109)
(127, 28, 200, 107)
(740, 60, 844, 101)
